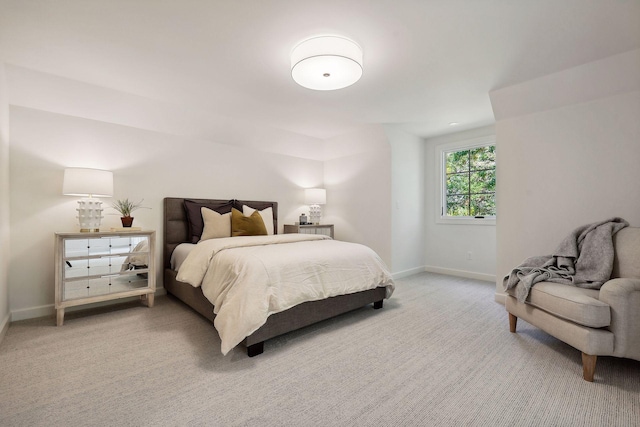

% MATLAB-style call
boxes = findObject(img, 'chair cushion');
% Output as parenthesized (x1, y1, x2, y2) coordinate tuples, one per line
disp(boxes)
(612, 227, 640, 279)
(507, 282, 610, 328)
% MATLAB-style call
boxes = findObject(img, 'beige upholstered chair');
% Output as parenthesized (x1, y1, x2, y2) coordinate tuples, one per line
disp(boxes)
(506, 227, 640, 381)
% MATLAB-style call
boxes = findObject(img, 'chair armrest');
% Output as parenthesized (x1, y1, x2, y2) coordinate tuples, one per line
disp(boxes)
(599, 278, 640, 360)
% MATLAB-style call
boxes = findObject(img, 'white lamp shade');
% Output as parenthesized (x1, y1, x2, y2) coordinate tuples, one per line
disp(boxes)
(305, 188, 326, 205)
(291, 36, 363, 91)
(63, 168, 113, 197)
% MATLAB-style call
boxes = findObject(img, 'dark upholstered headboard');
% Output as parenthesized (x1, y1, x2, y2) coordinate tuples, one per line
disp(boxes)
(163, 197, 278, 269)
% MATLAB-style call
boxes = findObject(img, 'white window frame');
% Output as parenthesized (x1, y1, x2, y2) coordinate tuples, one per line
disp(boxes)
(435, 135, 496, 225)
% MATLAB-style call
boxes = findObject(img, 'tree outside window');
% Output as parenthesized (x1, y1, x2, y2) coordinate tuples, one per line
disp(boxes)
(444, 145, 495, 217)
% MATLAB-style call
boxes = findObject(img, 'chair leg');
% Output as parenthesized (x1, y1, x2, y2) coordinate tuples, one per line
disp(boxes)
(508, 313, 517, 333)
(582, 353, 597, 382)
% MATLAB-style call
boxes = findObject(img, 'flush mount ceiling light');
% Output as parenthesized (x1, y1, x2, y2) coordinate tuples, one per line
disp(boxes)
(291, 36, 363, 91)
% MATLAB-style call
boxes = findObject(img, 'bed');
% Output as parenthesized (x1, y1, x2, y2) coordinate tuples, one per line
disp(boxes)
(163, 197, 394, 357)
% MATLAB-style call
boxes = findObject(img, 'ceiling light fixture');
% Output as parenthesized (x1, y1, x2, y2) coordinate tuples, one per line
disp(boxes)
(291, 36, 363, 91)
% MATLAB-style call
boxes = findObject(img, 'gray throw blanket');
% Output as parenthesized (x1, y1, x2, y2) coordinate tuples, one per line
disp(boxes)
(503, 217, 628, 303)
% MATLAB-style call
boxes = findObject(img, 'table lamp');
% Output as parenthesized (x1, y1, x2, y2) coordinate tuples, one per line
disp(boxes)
(63, 168, 113, 232)
(305, 188, 326, 225)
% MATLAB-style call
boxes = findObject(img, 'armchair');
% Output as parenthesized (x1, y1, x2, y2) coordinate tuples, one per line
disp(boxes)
(506, 227, 640, 381)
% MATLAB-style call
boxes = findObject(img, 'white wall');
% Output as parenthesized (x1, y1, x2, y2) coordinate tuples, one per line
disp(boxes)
(0, 63, 10, 340)
(385, 126, 426, 278)
(6, 65, 325, 162)
(424, 126, 497, 282)
(323, 126, 392, 270)
(7, 105, 324, 320)
(491, 49, 640, 300)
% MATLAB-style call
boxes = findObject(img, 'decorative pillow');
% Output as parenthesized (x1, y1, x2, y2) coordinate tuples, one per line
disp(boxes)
(200, 207, 231, 241)
(184, 199, 234, 243)
(231, 208, 268, 236)
(242, 205, 274, 235)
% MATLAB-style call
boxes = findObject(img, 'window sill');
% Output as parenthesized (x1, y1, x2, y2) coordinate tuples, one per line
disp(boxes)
(436, 217, 496, 226)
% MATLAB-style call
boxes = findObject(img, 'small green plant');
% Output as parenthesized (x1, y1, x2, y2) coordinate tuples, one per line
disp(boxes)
(111, 198, 149, 217)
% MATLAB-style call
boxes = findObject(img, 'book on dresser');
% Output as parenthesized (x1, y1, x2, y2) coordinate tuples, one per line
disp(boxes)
(109, 226, 142, 232)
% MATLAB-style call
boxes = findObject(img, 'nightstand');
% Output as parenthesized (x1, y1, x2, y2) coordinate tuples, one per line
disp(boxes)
(283, 224, 334, 239)
(54, 230, 156, 326)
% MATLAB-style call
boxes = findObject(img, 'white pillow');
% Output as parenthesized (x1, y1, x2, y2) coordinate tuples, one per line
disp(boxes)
(200, 207, 231, 241)
(242, 205, 274, 235)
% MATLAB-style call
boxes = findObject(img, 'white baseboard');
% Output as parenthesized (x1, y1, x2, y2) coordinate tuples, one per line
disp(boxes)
(0, 311, 10, 345)
(11, 303, 54, 322)
(424, 265, 496, 283)
(392, 266, 426, 280)
(10, 287, 167, 322)
(494, 292, 507, 305)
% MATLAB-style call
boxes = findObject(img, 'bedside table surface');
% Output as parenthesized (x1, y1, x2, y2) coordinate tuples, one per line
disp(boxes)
(284, 224, 334, 239)
(55, 230, 155, 237)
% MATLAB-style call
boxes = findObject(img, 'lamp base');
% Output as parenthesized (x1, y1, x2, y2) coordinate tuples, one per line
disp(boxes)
(76, 198, 104, 232)
(309, 204, 322, 225)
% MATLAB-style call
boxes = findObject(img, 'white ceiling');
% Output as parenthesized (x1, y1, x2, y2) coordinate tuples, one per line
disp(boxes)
(1, 0, 639, 140)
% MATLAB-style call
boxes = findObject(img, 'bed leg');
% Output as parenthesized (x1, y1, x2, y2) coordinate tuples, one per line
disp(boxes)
(373, 300, 383, 309)
(247, 342, 264, 357)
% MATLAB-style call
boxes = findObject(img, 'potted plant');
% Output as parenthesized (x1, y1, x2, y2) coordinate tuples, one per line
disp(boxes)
(111, 198, 149, 227)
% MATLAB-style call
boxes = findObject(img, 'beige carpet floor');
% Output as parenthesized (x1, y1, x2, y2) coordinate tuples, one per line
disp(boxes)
(1, 272, 638, 426)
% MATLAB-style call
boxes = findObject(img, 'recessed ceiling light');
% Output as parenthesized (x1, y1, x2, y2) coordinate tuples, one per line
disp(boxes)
(291, 36, 363, 91)
(449, 122, 459, 126)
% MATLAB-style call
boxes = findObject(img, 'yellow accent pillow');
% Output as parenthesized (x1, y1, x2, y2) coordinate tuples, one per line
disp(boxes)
(231, 208, 268, 236)
(242, 205, 274, 235)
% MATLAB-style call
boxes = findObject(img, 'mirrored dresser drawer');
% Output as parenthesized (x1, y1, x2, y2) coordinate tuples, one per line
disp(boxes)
(54, 230, 156, 326)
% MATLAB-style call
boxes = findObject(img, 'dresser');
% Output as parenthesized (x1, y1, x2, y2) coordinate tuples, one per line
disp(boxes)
(283, 224, 334, 239)
(54, 230, 156, 326)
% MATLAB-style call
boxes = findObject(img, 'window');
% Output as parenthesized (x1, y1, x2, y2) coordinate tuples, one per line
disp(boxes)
(437, 137, 496, 224)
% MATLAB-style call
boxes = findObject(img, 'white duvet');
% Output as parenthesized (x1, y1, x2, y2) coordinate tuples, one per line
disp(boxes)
(176, 234, 394, 354)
